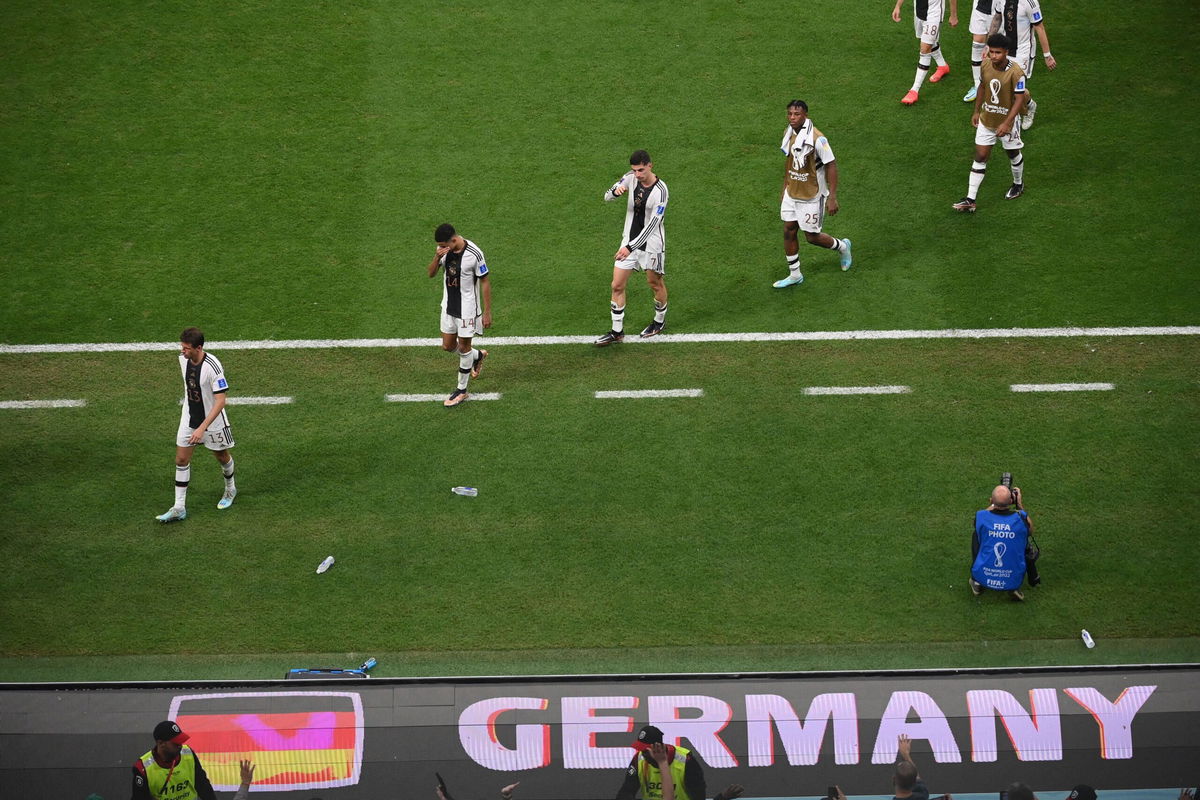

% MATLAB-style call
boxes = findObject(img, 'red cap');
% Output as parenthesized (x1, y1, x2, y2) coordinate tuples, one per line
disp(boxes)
(153, 720, 189, 745)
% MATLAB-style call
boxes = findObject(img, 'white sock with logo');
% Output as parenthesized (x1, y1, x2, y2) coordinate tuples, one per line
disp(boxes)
(174, 464, 190, 508)
(457, 351, 473, 390)
(968, 161, 987, 199)
(911, 54, 932, 91)
(610, 303, 625, 333)
(971, 41, 985, 85)
(1009, 152, 1025, 184)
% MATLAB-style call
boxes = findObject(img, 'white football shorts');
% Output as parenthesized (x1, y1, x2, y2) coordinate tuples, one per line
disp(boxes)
(176, 412, 235, 451)
(440, 310, 483, 337)
(913, 0, 945, 44)
(969, 6, 993, 35)
(614, 250, 665, 274)
(975, 120, 1024, 150)
(781, 194, 826, 233)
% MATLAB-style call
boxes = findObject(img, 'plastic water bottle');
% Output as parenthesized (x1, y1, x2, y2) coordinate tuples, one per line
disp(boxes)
(451, 486, 478, 496)
(316, 556, 335, 574)
(1081, 629, 1095, 649)
(359, 658, 377, 672)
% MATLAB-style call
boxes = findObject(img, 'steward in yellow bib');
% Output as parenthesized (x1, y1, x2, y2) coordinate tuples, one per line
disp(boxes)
(131, 720, 216, 800)
(614, 725, 745, 800)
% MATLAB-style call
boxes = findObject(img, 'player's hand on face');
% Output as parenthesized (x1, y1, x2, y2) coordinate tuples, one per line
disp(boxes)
(436, 245, 451, 258)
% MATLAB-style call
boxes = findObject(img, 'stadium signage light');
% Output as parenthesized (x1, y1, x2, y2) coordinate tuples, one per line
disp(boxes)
(457, 686, 1156, 771)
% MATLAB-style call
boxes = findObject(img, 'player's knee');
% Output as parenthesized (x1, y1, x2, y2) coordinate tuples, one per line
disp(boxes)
(175, 455, 191, 467)
(441, 340, 456, 352)
(803, 231, 822, 245)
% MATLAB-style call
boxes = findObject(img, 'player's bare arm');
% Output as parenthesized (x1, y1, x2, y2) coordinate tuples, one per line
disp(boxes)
(891, 0, 903, 23)
(480, 273, 493, 329)
(428, 246, 449, 278)
(825, 160, 840, 216)
(949, 0, 959, 26)
(188, 392, 226, 445)
(1034, 23, 1056, 69)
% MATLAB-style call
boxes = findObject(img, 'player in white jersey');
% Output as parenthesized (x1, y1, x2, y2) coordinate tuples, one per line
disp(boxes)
(595, 150, 670, 345)
(893, 0, 959, 105)
(991, 0, 1057, 127)
(428, 223, 492, 407)
(156, 327, 236, 522)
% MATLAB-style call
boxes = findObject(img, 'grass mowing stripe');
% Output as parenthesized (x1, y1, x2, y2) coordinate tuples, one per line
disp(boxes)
(804, 385, 911, 396)
(0, 399, 86, 409)
(1010, 383, 1116, 393)
(2, 326, 1199, 354)
(385, 392, 502, 402)
(594, 389, 704, 399)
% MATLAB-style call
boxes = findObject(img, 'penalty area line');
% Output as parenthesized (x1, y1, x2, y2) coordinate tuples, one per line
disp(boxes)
(0, 399, 87, 409)
(386, 393, 502, 403)
(594, 389, 704, 399)
(1, 325, 1197, 354)
(804, 385, 911, 396)
(1010, 383, 1115, 393)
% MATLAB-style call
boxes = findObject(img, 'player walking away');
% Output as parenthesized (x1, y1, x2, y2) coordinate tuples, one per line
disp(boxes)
(963, 0, 996, 101)
(893, 0, 959, 104)
(429, 223, 492, 407)
(595, 150, 669, 346)
(952, 33, 1028, 212)
(774, 100, 852, 288)
(156, 327, 236, 523)
(990, 0, 1057, 129)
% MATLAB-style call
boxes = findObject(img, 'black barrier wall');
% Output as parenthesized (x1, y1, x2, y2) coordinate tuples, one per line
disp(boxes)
(1, 664, 1197, 798)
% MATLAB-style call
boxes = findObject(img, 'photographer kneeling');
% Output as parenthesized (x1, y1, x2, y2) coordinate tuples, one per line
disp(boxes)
(970, 479, 1040, 601)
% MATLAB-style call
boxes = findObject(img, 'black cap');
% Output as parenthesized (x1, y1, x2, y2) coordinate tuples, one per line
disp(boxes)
(153, 720, 189, 745)
(1069, 787, 1097, 800)
(632, 724, 664, 752)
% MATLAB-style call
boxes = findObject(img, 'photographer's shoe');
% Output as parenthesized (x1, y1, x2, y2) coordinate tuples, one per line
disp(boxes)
(969, 577, 982, 596)
(1009, 589, 1025, 601)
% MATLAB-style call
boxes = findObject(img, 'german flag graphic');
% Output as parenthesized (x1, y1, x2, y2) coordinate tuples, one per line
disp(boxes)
(168, 691, 364, 791)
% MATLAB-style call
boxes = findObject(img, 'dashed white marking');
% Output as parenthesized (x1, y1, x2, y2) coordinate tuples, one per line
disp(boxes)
(0, 399, 87, 409)
(804, 385, 912, 395)
(226, 396, 294, 405)
(386, 393, 503, 403)
(0, 326, 1195, 354)
(1010, 382, 1115, 393)
(594, 389, 704, 399)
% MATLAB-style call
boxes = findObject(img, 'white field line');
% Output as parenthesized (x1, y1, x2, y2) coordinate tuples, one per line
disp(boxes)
(1010, 382, 1115, 393)
(1, 326, 1197, 354)
(226, 396, 294, 405)
(386, 392, 502, 402)
(804, 385, 911, 396)
(0, 399, 87, 409)
(594, 389, 704, 399)
(178, 396, 293, 406)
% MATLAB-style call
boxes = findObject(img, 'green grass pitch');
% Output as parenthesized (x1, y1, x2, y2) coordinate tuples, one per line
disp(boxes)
(0, 0, 1197, 679)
